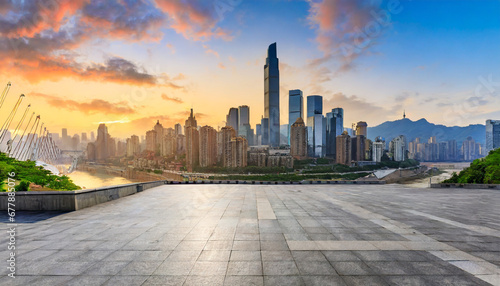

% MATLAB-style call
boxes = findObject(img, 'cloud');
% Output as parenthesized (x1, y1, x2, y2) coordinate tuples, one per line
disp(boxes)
(323, 92, 401, 126)
(29, 92, 136, 115)
(161, 93, 183, 103)
(218, 63, 226, 69)
(166, 43, 176, 54)
(307, 0, 400, 73)
(154, 0, 234, 41)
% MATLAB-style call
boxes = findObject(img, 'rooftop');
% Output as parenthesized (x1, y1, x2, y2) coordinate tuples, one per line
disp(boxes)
(2, 184, 499, 285)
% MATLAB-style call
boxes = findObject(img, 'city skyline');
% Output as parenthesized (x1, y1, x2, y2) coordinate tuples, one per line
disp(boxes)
(0, 1, 499, 138)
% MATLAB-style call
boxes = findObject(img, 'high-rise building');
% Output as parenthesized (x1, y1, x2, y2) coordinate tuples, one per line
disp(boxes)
(356, 122, 368, 137)
(87, 142, 96, 161)
(260, 118, 269, 146)
(107, 136, 116, 157)
(185, 108, 198, 128)
(175, 123, 183, 135)
(90, 131, 95, 142)
(290, 117, 307, 159)
(390, 135, 406, 162)
(226, 108, 239, 133)
(336, 131, 351, 165)
(238, 105, 250, 129)
(185, 126, 199, 171)
(332, 108, 344, 137)
(126, 135, 141, 157)
(372, 137, 385, 162)
(264, 43, 280, 147)
(279, 124, 288, 146)
(288, 89, 303, 144)
(71, 134, 80, 150)
(145, 130, 157, 152)
(255, 123, 262, 146)
(199, 126, 217, 167)
(352, 135, 366, 162)
(154, 120, 164, 155)
(229, 137, 248, 167)
(307, 95, 323, 118)
(306, 95, 324, 157)
(461, 136, 480, 161)
(95, 124, 109, 161)
(81, 132, 88, 142)
(486, 119, 500, 153)
(220, 126, 236, 167)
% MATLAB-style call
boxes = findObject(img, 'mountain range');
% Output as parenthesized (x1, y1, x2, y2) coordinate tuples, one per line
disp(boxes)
(367, 118, 486, 145)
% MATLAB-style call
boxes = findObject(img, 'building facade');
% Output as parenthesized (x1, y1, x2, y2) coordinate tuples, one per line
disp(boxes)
(288, 89, 303, 144)
(486, 119, 500, 153)
(290, 117, 307, 159)
(264, 43, 280, 147)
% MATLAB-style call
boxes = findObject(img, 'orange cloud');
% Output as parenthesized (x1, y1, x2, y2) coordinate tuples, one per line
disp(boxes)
(154, 0, 234, 41)
(29, 92, 136, 115)
(161, 93, 183, 104)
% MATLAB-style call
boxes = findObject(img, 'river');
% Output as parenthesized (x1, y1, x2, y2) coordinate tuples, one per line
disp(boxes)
(68, 170, 135, 189)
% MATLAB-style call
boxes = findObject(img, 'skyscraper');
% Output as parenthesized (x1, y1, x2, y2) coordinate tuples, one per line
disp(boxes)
(307, 95, 323, 118)
(154, 120, 164, 155)
(288, 89, 303, 144)
(238, 105, 253, 144)
(264, 43, 280, 147)
(486, 119, 500, 153)
(332, 108, 344, 137)
(390, 135, 407, 162)
(372, 137, 385, 162)
(199, 126, 217, 167)
(356, 121, 368, 137)
(306, 95, 324, 157)
(95, 124, 109, 161)
(290, 117, 307, 159)
(226, 107, 239, 133)
(220, 126, 236, 167)
(336, 131, 351, 165)
(260, 118, 269, 146)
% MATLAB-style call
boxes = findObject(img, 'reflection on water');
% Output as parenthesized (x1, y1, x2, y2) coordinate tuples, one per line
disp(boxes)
(68, 171, 135, 189)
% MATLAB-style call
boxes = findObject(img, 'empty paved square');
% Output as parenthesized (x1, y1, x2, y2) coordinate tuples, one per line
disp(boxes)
(1, 184, 500, 285)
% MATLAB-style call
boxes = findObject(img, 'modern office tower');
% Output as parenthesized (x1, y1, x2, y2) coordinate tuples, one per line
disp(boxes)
(95, 124, 109, 161)
(62, 128, 68, 139)
(261, 118, 269, 146)
(486, 119, 500, 153)
(372, 137, 385, 162)
(288, 89, 303, 144)
(176, 134, 186, 155)
(332, 108, 344, 136)
(126, 135, 141, 157)
(220, 126, 236, 167)
(145, 130, 157, 152)
(356, 121, 368, 137)
(229, 137, 248, 167)
(307, 95, 323, 117)
(81, 133, 88, 142)
(154, 120, 164, 155)
(199, 126, 217, 167)
(325, 112, 335, 157)
(290, 117, 307, 159)
(61, 128, 69, 149)
(185, 126, 199, 171)
(306, 95, 324, 157)
(390, 135, 406, 162)
(336, 131, 352, 165)
(238, 105, 250, 130)
(90, 131, 95, 142)
(255, 123, 262, 146)
(264, 42, 280, 147)
(280, 124, 289, 145)
(175, 123, 183, 135)
(226, 107, 239, 133)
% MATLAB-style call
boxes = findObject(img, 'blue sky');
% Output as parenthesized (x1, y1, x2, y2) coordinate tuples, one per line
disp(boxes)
(1, 0, 499, 137)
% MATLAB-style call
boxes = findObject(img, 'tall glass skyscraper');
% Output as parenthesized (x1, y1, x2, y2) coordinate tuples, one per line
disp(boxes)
(226, 108, 239, 133)
(307, 95, 324, 157)
(325, 108, 344, 158)
(261, 118, 269, 146)
(307, 95, 323, 118)
(264, 43, 280, 147)
(486, 119, 500, 153)
(288, 89, 303, 145)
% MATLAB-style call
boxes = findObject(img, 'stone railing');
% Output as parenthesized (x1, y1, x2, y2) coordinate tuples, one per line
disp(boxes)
(431, 183, 500, 190)
(0, 180, 166, 211)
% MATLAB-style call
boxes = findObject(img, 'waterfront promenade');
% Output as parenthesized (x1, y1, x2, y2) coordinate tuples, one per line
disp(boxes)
(1, 184, 499, 285)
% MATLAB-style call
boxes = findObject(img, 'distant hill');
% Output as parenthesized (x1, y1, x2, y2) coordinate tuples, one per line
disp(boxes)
(367, 118, 485, 145)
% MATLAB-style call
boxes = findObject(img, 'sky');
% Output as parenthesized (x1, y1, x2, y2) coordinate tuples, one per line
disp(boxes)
(0, 0, 499, 139)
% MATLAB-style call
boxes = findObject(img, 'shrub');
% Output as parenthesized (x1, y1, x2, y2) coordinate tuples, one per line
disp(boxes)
(15, 180, 30, 192)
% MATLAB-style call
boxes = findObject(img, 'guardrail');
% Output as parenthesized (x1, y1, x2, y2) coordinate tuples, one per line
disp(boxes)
(431, 183, 500, 190)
